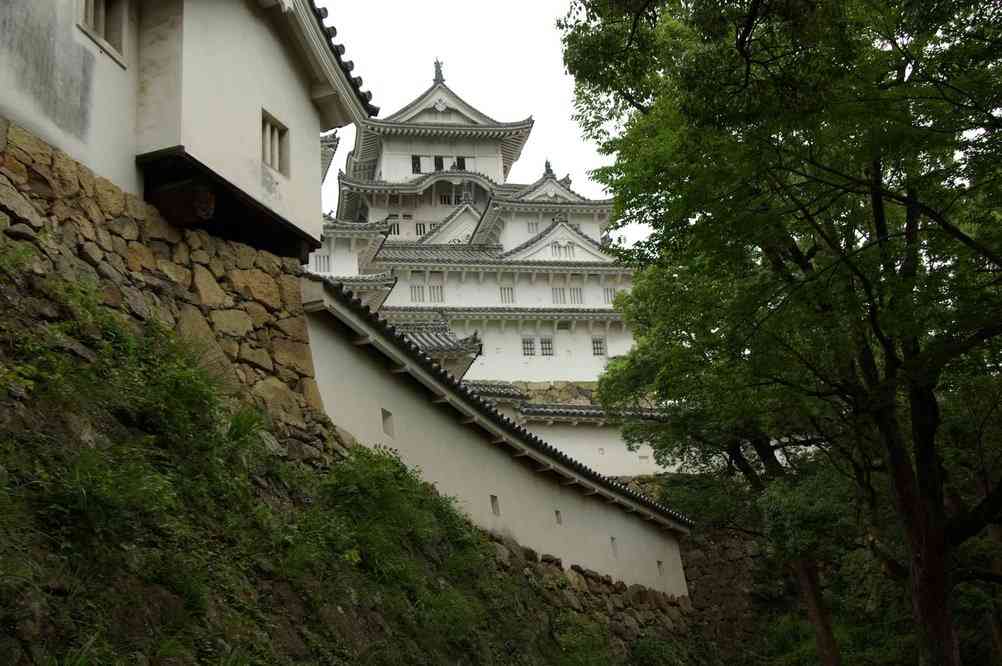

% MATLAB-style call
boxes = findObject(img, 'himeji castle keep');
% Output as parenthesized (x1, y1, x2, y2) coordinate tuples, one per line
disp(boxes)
(309, 62, 661, 478)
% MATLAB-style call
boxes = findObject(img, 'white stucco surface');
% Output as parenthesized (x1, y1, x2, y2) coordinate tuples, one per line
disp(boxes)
(306, 308, 688, 595)
(0, 1, 142, 192)
(520, 423, 663, 477)
(179, 0, 324, 239)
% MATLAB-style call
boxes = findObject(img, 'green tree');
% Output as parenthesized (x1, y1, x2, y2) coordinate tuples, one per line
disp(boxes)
(561, 1, 1002, 664)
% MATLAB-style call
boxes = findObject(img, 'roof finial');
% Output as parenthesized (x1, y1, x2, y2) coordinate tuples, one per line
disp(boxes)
(544, 159, 554, 177)
(434, 58, 445, 84)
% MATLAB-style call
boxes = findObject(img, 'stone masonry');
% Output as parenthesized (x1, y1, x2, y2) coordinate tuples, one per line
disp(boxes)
(0, 118, 347, 462)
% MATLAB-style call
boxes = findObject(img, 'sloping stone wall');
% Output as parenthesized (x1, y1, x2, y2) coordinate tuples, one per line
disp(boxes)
(0, 118, 346, 463)
(515, 380, 599, 406)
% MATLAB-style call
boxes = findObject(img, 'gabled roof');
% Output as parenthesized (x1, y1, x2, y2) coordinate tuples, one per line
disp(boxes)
(500, 221, 616, 263)
(372, 243, 503, 265)
(397, 320, 482, 355)
(414, 203, 483, 244)
(301, 275, 693, 531)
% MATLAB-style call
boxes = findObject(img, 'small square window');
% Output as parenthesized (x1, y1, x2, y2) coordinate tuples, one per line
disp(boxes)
(500, 286, 516, 304)
(657, 560, 664, 577)
(415, 222, 427, 236)
(540, 337, 554, 356)
(490, 495, 501, 516)
(429, 285, 444, 303)
(610, 536, 618, 558)
(262, 111, 290, 176)
(603, 287, 618, 304)
(456, 156, 466, 170)
(521, 338, 536, 356)
(439, 194, 453, 206)
(592, 336, 607, 356)
(410, 285, 425, 302)
(388, 222, 400, 235)
(80, 0, 127, 60)
(556, 321, 571, 331)
(555, 510, 563, 525)
(381, 408, 395, 437)
(569, 287, 583, 305)
(434, 155, 444, 171)
(411, 155, 422, 174)
(552, 288, 567, 305)
(528, 220, 539, 234)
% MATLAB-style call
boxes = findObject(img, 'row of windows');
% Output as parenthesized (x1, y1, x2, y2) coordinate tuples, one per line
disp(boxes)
(551, 243, 576, 259)
(488, 495, 665, 573)
(409, 284, 445, 303)
(521, 336, 607, 357)
(386, 215, 440, 237)
(412, 155, 471, 174)
(406, 285, 621, 305)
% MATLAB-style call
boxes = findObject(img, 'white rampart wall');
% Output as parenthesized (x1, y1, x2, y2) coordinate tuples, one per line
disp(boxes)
(0, 1, 142, 192)
(520, 422, 663, 477)
(306, 309, 689, 595)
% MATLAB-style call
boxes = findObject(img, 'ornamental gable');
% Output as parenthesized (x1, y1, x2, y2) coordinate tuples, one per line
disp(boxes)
(419, 204, 483, 244)
(502, 222, 615, 263)
(383, 83, 499, 126)
(518, 178, 587, 203)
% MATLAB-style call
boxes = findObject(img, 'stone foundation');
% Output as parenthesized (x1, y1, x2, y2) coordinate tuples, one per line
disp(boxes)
(0, 118, 346, 462)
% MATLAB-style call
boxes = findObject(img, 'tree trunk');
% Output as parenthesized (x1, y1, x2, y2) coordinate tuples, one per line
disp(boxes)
(793, 558, 842, 666)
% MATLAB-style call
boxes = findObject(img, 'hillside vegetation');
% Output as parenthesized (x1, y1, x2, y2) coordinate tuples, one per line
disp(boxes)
(0, 243, 705, 665)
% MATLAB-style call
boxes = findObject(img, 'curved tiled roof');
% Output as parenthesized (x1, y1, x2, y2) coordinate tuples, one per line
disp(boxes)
(518, 403, 665, 421)
(307, 275, 694, 530)
(397, 321, 482, 354)
(498, 221, 611, 259)
(339, 271, 395, 285)
(308, 2, 378, 116)
(373, 243, 503, 264)
(464, 380, 527, 401)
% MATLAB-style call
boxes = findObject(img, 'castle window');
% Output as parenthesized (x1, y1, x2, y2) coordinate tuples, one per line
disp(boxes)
(439, 194, 453, 206)
(490, 495, 501, 516)
(455, 156, 467, 170)
(430, 223, 441, 232)
(610, 536, 618, 558)
(556, 321, 571, 331)
(388, 222, 400, 236)
(551, 242, 560, 257)
(415, 222, 426, 236)
(428, 285, 444, 303)
(552, 288, 567, 305)
(499, 286, 516, 304)
(313, 254, 331, 273)
(555, 510, 563, 525)
(657, 560, 664, 577)
(521, 338, 536, 356)
(261, 112, 289, 176)
(80, 0, 127, 62)
(528, 220, 539, 234)
(569, 287, 583, 305)
(434, 156, 444, 171)
(540, 337, 554, 356)
(411, 155, 422, 174)
(410, 285, 425, 302)
(603, 287, 618, 304)
(592, 336, 607, 356)
(381, 408, 395, 438)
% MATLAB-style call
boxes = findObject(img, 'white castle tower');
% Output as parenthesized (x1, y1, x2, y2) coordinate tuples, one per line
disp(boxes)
(311, 62, 660, 476)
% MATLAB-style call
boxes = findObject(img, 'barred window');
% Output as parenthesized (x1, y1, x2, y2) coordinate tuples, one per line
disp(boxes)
(522, 338, 536, 356)
(439, 194, 453, 205)
(540, 337, 554, 356)
(415, 222, 426, 236)
(551, 242, 561, 257)
(592, 336, 607, 356)
(313, 254, 331, 273)
(456, 156, 466, 170)
(552, 287, 567, 305)
(429, 285, 444, 303)
(388, 223, 399, 235)
(528, 220, 539, 234)
(500, 286, 516, 304)
(262, 112, 289, 176)
(569, 287, 583, 305)
(434, 155, 444, 171)
(410, 285, 425, 302)
(603, 287, 618, 304)
(411, 155, 422, 173)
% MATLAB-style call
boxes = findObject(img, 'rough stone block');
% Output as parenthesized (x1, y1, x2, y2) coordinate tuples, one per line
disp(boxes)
(0, 117, 7, 152)
(51, 151, 79, 197)
(94, 177, 125, 217)
(234, 243, 257, 269)
(78, 197, 104, 225)
(301, 377, 324, 411)
(109, 216, 139, 241)
(230, 268, 282, 310)
(126, 242, 157, 272)
(277, 274, 301, 310)
(172, 241, 190, 266)
(244, 301, 271, 328)
(255, 250, 282, 275)
(77, 164, 94, 197)
(177, 305, 236, 385)
(80, 242, 104, 267)
(272, 337, 314, 377)
(251, 377, 304, 428)
(192, 265, 226, 307)
(125, 193, 146, 220)
(156, 259, 192, 288)
(190, 249, 211, 265)
(275, 316, 308, 342)
(0, 176, 43, 228)
(240, 343, 274, 371)
(0, 152, 28, 185)
(211, 309, 253, 337)
(8, 124, 52, 165)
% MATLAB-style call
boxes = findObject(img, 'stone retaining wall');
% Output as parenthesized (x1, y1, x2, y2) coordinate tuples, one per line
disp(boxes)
(0, 118, 347, 462)
(514, 380, 599, 406)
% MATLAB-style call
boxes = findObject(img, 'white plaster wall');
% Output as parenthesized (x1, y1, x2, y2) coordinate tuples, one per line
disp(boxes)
(307, 311, 688, 594)
(179, 0, 324, 239)
(136, 0, 183, 155)
(379, 137, 504, 182)
(499, 211, 605, 250)
(522, 423, 663, 477)
(385, 272, 628, 311)
(0, 0, 141, 192)
(459, 322, 633, 383)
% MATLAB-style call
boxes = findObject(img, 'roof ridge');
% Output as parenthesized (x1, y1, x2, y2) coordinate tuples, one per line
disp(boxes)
(499, 221, 609, 259)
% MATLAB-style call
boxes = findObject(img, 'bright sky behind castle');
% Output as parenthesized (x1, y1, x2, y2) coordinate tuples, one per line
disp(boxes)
(317, 0, 614, 217)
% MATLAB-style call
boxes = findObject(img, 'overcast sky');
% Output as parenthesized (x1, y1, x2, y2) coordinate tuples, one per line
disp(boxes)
(316, 0, 614, 216)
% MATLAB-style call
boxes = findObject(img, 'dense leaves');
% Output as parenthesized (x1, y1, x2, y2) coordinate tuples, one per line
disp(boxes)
(562, 0, 1002, 663)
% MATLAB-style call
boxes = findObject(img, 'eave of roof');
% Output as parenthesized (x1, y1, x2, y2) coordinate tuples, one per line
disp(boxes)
(381, 306, 624, 322)
(305, 1, 378, 117)
(499, 221, 612, 260)
(302, 274, 693, 531)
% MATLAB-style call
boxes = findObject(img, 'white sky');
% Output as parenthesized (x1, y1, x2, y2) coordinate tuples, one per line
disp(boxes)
(316, 0, 614, 216)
